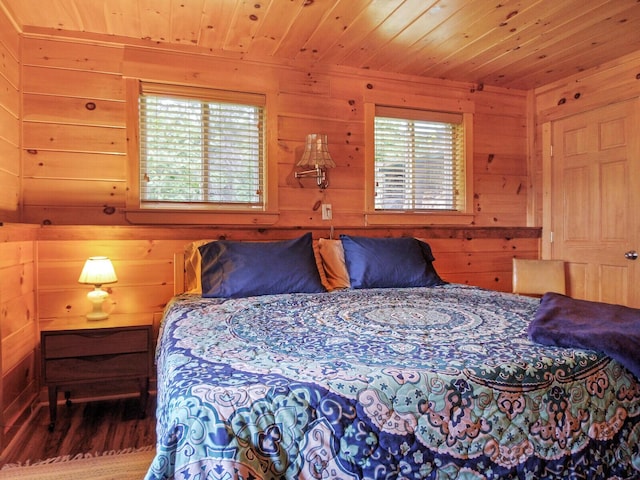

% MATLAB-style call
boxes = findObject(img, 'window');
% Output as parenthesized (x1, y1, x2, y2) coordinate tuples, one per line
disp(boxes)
(374, 106, 467, 212)
(138, 83, 265, 210)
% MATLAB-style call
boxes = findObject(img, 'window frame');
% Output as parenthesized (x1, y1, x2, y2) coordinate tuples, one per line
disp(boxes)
(364, 99, 474, 226)
(125, 79, 278, 225)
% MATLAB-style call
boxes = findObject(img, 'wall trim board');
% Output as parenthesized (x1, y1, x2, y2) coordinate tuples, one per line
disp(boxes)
(0, 223, 39, 242)
(33, 224, 541, 242)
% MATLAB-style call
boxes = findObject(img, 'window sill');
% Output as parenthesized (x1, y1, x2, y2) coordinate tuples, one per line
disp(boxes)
(365, 212, 474, 226)
(124, 209, 280, 226)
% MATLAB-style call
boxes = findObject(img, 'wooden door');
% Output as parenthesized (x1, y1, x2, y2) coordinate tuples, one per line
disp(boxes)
(551, 99, 640, 307)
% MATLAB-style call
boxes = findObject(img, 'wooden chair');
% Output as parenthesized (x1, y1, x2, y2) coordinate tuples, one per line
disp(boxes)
(512, 258, 566, 296)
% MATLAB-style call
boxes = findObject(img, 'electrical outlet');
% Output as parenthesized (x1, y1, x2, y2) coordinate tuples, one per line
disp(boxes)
(321, 203, 332, 220)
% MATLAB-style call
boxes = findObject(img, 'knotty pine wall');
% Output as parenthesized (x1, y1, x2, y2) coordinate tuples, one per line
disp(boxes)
(18, 35, 542, 309)
(531, 49, 640, 233)
(0, 225, 37, 455)
(19, 38, 532, 227)
(0, 11, 33, 455)
(0, 8, 20, 220)
(0, 12, 543, 451)
(22, 35, 542, 322)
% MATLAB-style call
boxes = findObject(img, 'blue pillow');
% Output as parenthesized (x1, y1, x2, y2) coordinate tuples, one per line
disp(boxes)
(199, 233, 325, 298)
(339, 235, 445, 289)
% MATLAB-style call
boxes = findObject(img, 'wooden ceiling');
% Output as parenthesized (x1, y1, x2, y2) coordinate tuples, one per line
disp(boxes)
(2, 0, 639, 90)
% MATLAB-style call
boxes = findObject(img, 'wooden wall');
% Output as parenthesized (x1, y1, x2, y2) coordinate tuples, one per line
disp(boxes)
(1, 6, 638, 457)
(1, 23, 541, 453)
(19, 36, 531, 227)
(15, 32, 543, 319)
(531, 49, 640, 229)
(0, 8, 33, 454)
(0, 7, 20, 221)
(0, 225, 37, 453)
(18, 35, 541, 325)
(36, 225, 540, 320)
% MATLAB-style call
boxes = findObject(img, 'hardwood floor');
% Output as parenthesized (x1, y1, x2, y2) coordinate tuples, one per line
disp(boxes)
(0, 394, 156, 467)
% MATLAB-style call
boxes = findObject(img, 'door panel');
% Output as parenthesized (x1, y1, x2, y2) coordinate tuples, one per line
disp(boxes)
(551, 99, 639, 307)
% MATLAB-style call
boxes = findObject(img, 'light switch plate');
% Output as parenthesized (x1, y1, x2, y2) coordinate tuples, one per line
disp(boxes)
(321, 204, 332, 220)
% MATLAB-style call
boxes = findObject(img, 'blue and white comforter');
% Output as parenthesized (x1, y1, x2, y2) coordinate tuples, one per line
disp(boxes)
(145, 285, 640, 479)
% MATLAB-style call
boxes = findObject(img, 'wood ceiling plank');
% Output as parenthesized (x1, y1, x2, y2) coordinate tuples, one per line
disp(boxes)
(419, 0, 556, 78)
(135, 0, 170, 42)
(317, 0, 404, 65)
(170, 0, 205, 46)
(223, 0, 273, 53)
(439, 0, 623, 84)
(340, 0, 440, 70)
(476, 1, 640, 88)
(358, 0, 452, 72)
(1, 0, 69, 30)
(432, 0, 582, 82)
(248, 0, 307, 57)
(505, 29, 640, 89)
(101, 0, 144, 39)
(290, 0, 373, 62)
(72, 0, 108, 34)
(374, 0, 481, 73)
(393, 0, 525, 76)
(198, 0, 239, 51)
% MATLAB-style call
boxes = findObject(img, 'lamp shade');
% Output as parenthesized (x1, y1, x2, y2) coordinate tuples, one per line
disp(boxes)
(296, 134, 335, 169)
(78, 256, 118, 286)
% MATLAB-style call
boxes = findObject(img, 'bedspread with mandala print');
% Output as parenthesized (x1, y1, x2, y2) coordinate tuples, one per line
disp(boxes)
(145, 285, 640, 480)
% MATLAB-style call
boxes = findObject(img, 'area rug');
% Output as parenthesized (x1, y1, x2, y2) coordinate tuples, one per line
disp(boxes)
(0, 446, 154, 480)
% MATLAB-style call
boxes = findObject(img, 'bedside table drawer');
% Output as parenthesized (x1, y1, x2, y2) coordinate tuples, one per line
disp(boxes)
(43, 329, 149, 359)
(44, 352, 150, 383)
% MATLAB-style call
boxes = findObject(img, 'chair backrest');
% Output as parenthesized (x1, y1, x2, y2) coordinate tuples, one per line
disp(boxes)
(512, 258, 566, 296)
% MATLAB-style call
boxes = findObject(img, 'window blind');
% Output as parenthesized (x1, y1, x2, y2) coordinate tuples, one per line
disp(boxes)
(374, 107, 465, 211)
(139, 87, 265, 208)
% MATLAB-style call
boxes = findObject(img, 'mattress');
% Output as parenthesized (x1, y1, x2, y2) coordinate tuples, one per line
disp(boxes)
(145, 284, 640, 479)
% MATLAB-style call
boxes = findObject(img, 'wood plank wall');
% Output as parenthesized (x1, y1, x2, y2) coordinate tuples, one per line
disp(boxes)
(1, 6, 637, 457)
(36, 225, 541, 321)
(531, 49, 640, 228)
(0, 7, 20, 221)
(16, 35, 543, 319)
(0, 9, 30, 454)
(0, 17, 542, 451)
(0, 225, 37, 453)
(19, 36, 531, 227)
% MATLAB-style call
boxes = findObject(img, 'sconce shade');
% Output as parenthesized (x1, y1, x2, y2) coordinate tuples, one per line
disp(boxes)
(295, 134, 335, 189)
(78, 256, 118, 285)
(296, 134, 336, 169)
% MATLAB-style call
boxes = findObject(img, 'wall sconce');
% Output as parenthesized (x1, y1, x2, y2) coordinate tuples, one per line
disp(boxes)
(78, 256, 118, 321)
(295, 133, 336, 189)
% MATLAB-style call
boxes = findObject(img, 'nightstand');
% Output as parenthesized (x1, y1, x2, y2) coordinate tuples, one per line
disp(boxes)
(40, 314, 153, 431)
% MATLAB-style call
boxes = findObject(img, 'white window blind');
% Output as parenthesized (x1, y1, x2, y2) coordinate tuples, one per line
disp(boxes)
(139, 85, 265, 209)
(374, 106, 465, 211)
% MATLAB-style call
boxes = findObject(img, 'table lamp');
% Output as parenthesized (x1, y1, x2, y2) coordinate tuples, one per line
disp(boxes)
(78, 256, 118, 320)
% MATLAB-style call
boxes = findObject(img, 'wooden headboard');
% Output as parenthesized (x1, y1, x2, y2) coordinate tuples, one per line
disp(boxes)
(174, 252, 186, 295)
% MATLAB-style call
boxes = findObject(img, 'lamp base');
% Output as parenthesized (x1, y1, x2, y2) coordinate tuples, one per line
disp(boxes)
(86, 286, 110, 321)
(86, 310, 109, 321)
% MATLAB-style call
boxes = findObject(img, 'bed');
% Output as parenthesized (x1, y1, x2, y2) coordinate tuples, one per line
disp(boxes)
(145, 234, 640, 479)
